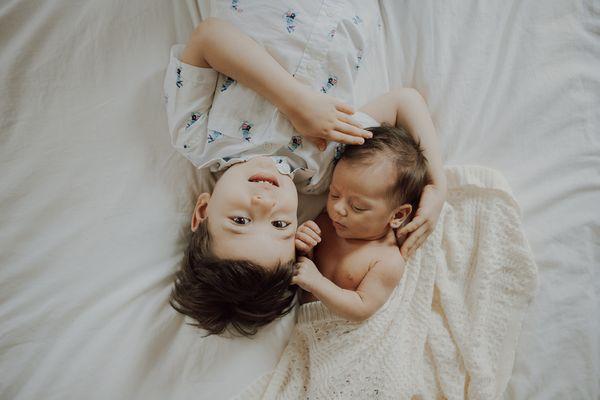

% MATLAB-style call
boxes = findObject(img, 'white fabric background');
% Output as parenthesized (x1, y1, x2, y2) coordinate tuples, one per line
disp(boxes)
(0, 0, 598, 399)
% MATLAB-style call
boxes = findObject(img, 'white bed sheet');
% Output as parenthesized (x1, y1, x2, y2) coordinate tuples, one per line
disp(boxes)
(0, 0, 598, 399)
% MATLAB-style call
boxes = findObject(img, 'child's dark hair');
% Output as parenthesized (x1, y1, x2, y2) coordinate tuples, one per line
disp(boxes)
(170, 220, 297, 336)
(339, 123, 429, 218)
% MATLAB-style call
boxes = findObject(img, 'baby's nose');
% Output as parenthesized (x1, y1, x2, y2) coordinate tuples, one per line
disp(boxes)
(333, 201, 347, 217)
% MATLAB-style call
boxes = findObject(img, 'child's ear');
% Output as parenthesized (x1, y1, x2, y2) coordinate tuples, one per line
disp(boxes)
(390, 204, 412, 229)
(191, 193, 211, 231)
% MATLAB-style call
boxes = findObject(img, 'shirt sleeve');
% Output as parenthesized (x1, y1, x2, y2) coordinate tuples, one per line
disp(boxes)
(163, 44, 219, 167)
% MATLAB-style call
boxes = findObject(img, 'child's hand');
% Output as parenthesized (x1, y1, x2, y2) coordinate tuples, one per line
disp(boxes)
(295, 220, 321, 254)
(396, 184, 446, 259)
(284, 87, 372, 151)
(292, 257, 324, 293)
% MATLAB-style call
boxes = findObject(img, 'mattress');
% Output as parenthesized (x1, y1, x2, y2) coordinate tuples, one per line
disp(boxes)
(0, 0, 598, 399)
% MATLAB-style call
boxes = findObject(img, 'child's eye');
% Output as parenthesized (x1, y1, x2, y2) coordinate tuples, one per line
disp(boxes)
(231, 216, 251, 225)
(330, 193, 340, 199)
(352, 205, 366, 213)
(272, 220, 291, 229)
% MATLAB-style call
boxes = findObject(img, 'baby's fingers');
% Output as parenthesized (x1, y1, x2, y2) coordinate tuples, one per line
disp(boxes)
(295, 239, 311, 254)
(302, 220, 321, 235)
(296, 232, 318, 247)
(299, 225, 321, 243)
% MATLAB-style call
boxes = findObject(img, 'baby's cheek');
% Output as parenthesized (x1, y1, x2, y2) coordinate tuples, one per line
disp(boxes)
(357, 213, 381, 233)
(325, 199, 334, 217)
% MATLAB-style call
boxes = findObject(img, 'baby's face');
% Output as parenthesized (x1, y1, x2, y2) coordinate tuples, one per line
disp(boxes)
(205, 157, 298, 268)
(327, 159, 398, 240)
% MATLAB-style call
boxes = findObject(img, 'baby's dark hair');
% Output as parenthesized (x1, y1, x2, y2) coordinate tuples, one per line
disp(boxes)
(339, 123, 429, 218)
(170, 219, 297, 336)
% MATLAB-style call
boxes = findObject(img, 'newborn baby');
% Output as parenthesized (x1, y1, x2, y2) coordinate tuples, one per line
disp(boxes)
(293, 122, 428, 321)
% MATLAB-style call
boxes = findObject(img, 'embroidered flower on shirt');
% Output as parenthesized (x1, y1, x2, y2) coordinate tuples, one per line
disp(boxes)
(321, 75, 338, 93)
(334, 143, 346, 160)
(352, 15, 363, 25)
(185, 112, 202, 129)
(287, 136, 303, 152)
(220, 76, 235, 92)
(176, 67, 183, 88)
(355, 49, 364, 70)
(207, 130, 223, 143)
(240, 121, 253, 142)
(231, 0, 242, 12)
(328, 28, 337, 41)
(284, 10, 298, 33)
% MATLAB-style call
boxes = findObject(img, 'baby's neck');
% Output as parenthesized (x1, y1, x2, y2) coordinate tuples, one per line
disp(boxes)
(343, 225, 396, 245)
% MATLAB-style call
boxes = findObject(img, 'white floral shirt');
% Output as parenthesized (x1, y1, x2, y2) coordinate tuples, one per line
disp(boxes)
(164, 0, 381, 194)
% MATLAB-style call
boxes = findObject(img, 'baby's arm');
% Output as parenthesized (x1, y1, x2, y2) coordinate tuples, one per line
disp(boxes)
(183, 18, 370, 146)
(292, 256, 403, 322)
(360, 89, 447, 257)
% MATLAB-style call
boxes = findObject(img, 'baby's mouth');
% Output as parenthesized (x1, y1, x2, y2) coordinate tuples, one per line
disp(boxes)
(248, 173, 279, 187)
(332, 220, 346, 229)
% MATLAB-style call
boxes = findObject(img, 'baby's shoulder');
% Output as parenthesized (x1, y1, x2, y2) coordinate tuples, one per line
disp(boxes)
(368, 245, 404, 280)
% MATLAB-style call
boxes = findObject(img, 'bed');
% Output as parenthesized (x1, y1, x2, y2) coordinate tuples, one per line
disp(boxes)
(0, 0, 598, 399)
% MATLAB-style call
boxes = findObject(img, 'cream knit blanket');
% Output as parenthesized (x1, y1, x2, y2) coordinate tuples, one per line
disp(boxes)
(235, 166, 538, 400)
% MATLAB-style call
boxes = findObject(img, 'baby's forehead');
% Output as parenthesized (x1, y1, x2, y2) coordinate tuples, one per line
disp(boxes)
(334, 158, 396, 197)
(338, 156, 395, 178)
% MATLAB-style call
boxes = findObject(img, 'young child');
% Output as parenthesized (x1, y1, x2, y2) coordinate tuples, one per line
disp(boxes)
(166, 16, 377, 336)
(166, 17, 446, 335)
(292, 90, 434, 321)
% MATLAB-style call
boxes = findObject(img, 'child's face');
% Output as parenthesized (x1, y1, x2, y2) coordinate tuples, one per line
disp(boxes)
(193, 157, 298, 268)
(327, 159, 409, 240)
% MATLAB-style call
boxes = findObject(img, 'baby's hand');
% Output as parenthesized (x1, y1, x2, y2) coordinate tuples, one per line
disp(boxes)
(295, 220, 321, 254)
(285, 87, 372, 151)
(292, 256, 324, 293)
(396, 184, 446, 258)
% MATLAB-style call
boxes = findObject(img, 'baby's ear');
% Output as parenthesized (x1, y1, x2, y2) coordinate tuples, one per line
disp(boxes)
(390, 204, 412, 229)
(191, 193, 211, 231)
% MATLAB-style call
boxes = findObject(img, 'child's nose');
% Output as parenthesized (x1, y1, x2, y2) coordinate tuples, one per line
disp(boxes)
(251, 194, 276, 210)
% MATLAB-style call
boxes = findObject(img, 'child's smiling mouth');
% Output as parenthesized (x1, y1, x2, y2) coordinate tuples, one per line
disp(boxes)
(248, 173, 279, 187)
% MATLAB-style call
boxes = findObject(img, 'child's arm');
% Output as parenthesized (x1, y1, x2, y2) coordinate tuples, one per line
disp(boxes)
(292, 256, 403, 322)
(359, 88, 447, 258)
(183, 18, 371, 147)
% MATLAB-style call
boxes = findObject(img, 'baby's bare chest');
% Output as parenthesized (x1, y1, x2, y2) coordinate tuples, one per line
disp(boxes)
(314, 239, 379, 291)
